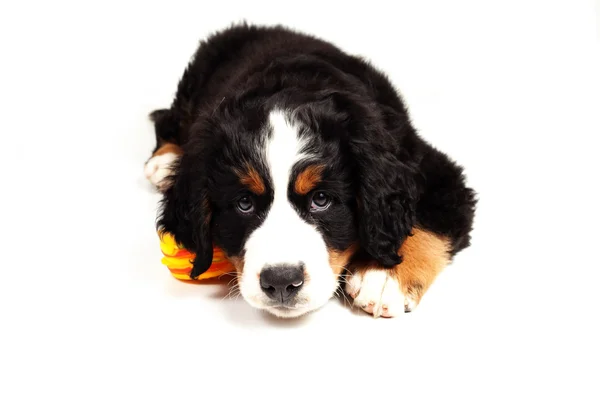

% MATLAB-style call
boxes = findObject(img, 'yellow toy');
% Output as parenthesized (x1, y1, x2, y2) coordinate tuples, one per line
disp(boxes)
(158, 231, 235, 281)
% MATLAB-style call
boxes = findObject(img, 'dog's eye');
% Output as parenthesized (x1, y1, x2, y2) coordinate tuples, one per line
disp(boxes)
(310, 191, 331, 212)
(237, 196, 254, 213)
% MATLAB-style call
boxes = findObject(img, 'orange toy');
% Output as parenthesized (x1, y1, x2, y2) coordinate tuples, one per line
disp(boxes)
(158, 231, 235, 280)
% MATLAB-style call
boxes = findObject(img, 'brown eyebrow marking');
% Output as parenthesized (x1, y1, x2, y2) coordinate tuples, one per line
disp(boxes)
(294, 164, 325, 195)
(236, 164, 266, 195)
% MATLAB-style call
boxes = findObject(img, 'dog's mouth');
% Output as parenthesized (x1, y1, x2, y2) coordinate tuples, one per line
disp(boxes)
(266, 300, 301, 309)
(265, 302, 310, 318)
(267, 306, 308, 318)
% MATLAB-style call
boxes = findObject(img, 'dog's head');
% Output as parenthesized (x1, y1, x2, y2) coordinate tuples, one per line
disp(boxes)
(158, 91, 417, 318)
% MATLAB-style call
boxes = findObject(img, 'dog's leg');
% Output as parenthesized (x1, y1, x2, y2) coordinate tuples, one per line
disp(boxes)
(345, 228, 451, 317)
(144, 142, 182, 192)
(143, 107, 184, 192)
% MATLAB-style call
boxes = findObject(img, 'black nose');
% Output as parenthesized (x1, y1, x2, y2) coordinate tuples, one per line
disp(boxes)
(260, 265, 305, 302)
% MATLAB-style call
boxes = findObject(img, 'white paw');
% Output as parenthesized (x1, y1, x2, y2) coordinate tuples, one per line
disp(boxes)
(144, 153, 178, 191)
(346, 269, 413, 318)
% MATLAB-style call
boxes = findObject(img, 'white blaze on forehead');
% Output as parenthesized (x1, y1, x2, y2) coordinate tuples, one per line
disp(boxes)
(239, 110, 337, 317)
(249, 110, 320, 266)
(265, 110, 312, 203)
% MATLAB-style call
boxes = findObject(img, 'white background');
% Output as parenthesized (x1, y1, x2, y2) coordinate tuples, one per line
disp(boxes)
(1, 1, 599, 399)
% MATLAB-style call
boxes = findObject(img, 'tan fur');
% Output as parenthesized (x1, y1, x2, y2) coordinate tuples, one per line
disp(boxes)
(228, 255, 244, 273)
(393, 228, 451, 305)
(153, 142, 183, 157)
(348, 228, 450, 310)
(236, 164, 266, 195)
(328, 243, 358, 275)
(294, 164, 324, 195)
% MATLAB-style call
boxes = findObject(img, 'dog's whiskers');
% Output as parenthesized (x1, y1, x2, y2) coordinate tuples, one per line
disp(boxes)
(219, 271, 241, 279)
(335, 279, 353, 306)
(222, 285, 241, 301)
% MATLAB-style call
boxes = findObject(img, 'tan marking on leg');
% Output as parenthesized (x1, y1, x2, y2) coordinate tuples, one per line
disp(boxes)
(153, 142, 183, 157)
(145, 143, 183, 191)
(345, 228, 450, 316)
(393, 228, 451, 307)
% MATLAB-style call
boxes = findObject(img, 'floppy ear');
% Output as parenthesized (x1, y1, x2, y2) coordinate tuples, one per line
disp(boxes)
(350, 127, 418, 268)
(157, 156, 213, 279)
(298, 90, 419, 267)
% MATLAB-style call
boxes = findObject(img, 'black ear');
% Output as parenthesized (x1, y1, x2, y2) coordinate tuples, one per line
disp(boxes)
(157, 156, 213, 279)
(303, 90, 419, 268)
(350, 127, 418, 268)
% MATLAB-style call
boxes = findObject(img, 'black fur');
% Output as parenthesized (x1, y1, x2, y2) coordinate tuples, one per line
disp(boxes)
(153, 23, 476, 278)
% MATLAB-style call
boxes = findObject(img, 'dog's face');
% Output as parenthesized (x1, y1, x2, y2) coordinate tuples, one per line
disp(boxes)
(214, 111, 357, 317)
(159, 98, 416, 318)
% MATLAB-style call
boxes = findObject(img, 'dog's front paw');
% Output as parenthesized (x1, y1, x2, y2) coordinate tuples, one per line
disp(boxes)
(144, 153, 178, 191)
(345, 268, 417, 317)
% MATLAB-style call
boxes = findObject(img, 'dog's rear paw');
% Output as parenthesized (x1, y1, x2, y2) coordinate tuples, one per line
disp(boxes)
(144, 153, 178, 191)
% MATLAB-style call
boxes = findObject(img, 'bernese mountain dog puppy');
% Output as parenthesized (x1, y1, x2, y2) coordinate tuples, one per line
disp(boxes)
(144, 24, 477, 318)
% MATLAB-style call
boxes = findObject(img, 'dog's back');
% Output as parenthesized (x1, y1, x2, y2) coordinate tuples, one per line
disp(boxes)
(152, 24, 410, 149)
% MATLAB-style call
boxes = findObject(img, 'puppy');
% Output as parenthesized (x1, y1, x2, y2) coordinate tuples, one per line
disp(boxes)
(144, 24, 476, 318)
